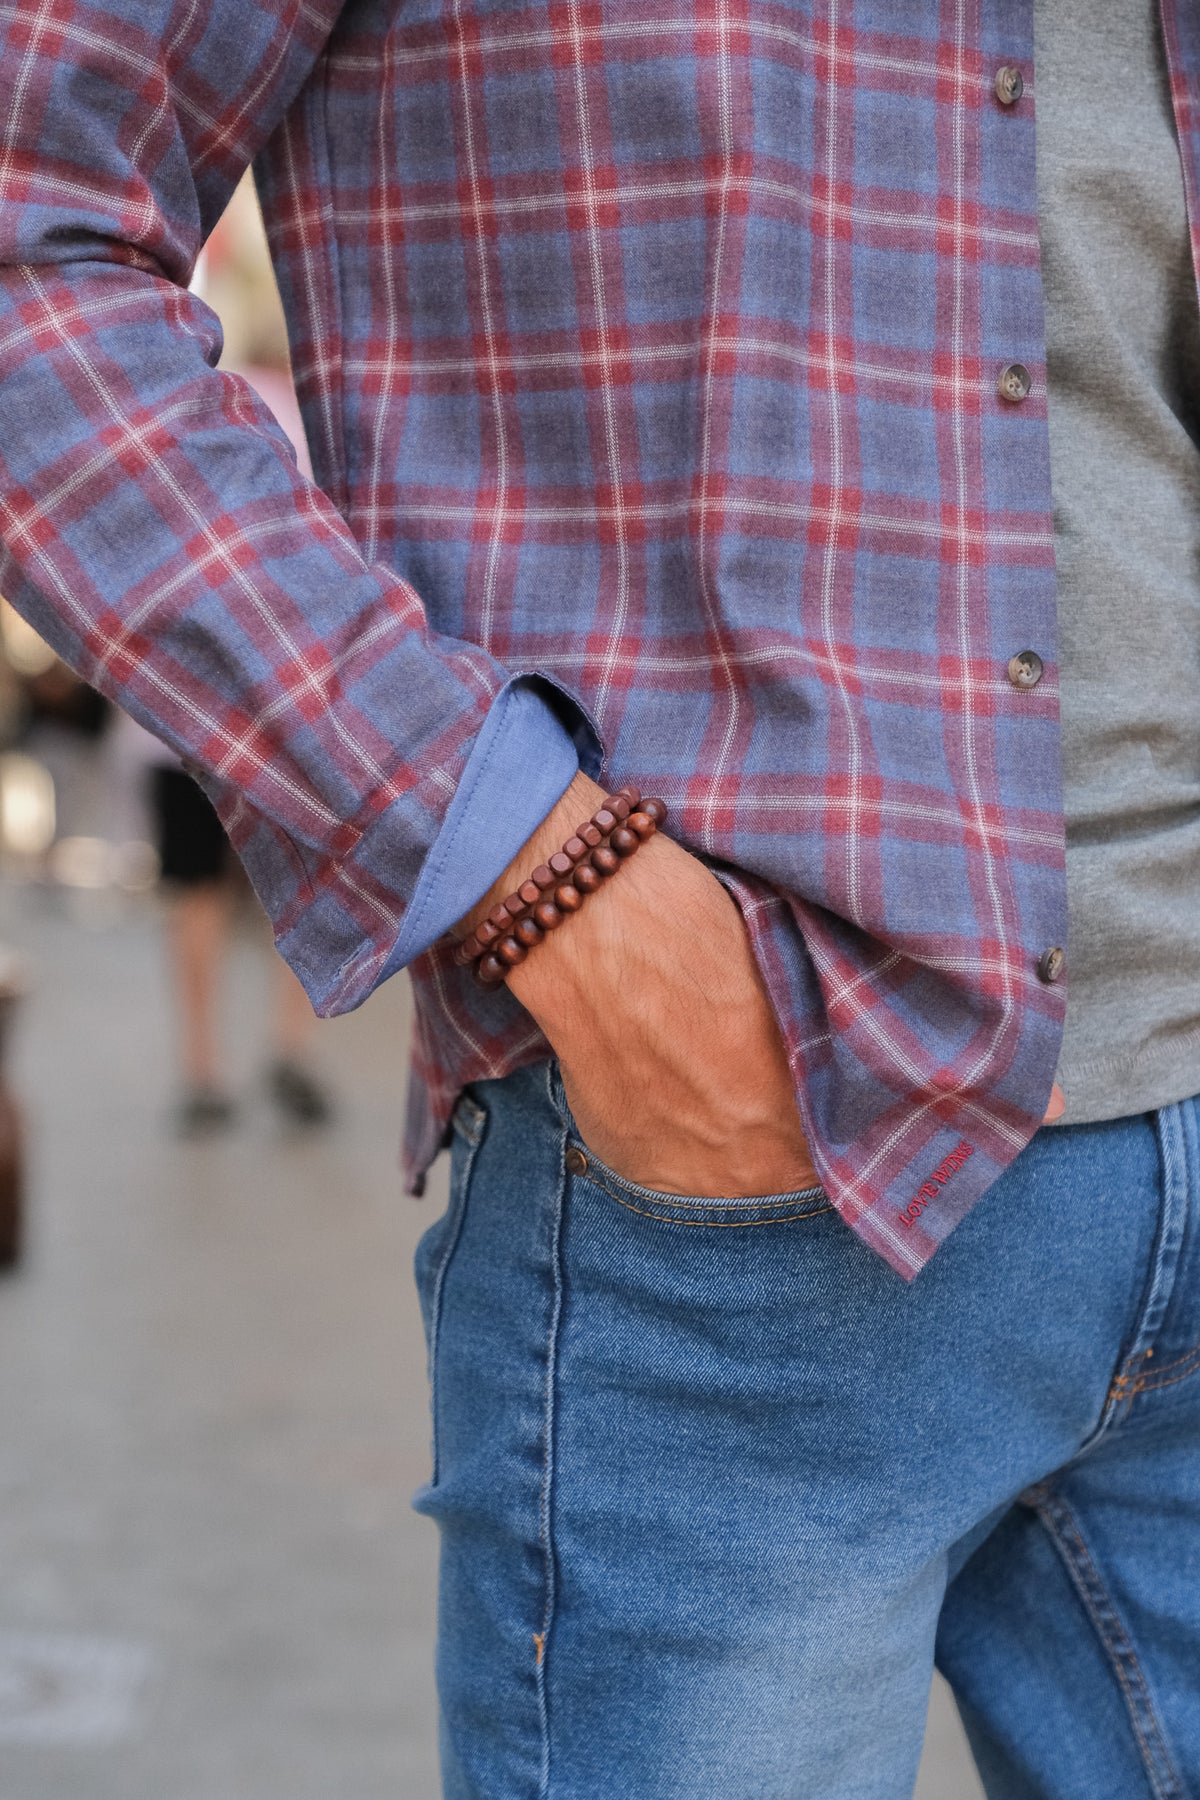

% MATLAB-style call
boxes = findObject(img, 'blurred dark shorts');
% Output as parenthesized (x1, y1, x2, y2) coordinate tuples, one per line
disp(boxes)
(149, 765, 229, 887)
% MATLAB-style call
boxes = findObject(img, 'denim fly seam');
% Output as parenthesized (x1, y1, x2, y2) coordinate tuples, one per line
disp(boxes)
(1099, 1100, 1193, 1433)
(1021, 1483, 1187, 1800)
(1107, 1095, 1200, 1401)
(427, 1092, 486, 1487)
(1010, 1100, 1196, 1799)
(536, 1076, 570, 1800)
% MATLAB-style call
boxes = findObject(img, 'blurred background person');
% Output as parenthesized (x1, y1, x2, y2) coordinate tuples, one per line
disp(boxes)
(126, 713, 333, 1134)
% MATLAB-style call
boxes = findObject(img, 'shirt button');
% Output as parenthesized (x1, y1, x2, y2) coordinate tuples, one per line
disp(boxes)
(1037, 946, 1065, 984)
(995, 64, 1025, 106)
(565, 1145, 589, 1177)
(998, 362, 1032, 403)
(1007, 649, 1044, 689)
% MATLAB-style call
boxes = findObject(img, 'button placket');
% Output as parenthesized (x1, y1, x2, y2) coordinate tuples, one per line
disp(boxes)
(992, 50, 1059, 1010)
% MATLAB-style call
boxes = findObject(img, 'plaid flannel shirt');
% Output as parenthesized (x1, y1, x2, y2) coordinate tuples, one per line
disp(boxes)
(7, 0, 1191, 1276)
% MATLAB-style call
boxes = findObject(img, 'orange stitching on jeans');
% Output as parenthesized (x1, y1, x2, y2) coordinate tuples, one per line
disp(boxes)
(1110, 1348, 1152, 1384)
(1111, 1345, 1200, 1400)
(1130, 1343, 1200, 1379)
(1127, 1356, 1200, 1398)
(1108, 1348, 1154, 1402)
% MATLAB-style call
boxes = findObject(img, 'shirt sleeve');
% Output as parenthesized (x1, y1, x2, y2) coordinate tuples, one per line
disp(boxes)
(0, 0, 601, 1014)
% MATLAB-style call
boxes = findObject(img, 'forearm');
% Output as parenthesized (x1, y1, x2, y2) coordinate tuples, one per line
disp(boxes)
(456, 770, 701, 1039)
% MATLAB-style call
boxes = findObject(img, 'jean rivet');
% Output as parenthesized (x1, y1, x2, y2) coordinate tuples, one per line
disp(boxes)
(565, 1146, 589, 1177)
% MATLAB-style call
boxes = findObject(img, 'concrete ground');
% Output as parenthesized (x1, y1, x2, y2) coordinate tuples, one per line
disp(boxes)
(0, 880, 984, 1799)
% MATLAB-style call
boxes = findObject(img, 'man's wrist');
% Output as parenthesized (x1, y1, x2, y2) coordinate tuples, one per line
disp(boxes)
(453, 767, 713, 1039)
(498, 793, 732, 1049)
(454, 769, 609, 939)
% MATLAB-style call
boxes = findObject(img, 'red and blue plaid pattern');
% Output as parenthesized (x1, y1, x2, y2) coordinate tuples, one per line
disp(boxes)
(5, 0, 1190, 1274)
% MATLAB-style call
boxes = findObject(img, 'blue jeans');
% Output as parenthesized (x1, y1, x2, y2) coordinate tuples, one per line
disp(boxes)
(414, 1062, 1200, 1798)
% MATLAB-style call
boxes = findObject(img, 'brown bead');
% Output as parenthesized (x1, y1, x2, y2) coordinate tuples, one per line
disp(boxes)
(605, 794, 632, 821)
(611, 824, 638, 857)
(592, 808, 617, 834)
(591, 844, 619, 877)
(574, 862, 602, 895)
(579, 822, 603, 848)
(548, 850, 573, 878)
(554, 882, 583, 912)
(627, 810, 656, 840)
(497, 935, 527, 967)
(640, 797, 667, 825)
(530, 863, 556, 891)
(563, 835, 588, 862)
(616, 784, 641, 807)
(476, 919, 501, 947)
(452, 935, 477, 965)
(488, 903, 514, 931)
(477, 953, 507, 985)
(517, 879, 541, 908)
(514, 916, 544, 948)
(533, 900, 563, 931)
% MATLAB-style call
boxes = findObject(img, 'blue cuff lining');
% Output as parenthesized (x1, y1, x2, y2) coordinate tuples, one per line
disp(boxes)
(381, 675, 586, 975)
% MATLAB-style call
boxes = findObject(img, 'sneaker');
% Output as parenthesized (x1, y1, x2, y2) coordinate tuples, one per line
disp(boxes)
(176, 1088, 236, 1137)
(267, 1060, 333, 1128)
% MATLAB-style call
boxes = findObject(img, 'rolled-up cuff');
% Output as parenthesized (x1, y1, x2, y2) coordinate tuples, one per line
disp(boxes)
(372, 672, 601, 979)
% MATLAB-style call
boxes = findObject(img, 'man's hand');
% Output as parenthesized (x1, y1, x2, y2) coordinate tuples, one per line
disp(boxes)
(459, 772, 1064, 1196)
(460, 772, 814, 1195)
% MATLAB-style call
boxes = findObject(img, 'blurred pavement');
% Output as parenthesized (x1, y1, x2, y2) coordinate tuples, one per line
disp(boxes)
(0, 882, 983, 1798)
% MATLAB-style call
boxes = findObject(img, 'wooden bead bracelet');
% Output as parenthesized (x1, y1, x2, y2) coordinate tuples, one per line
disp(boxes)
(453, 785, 668, 986)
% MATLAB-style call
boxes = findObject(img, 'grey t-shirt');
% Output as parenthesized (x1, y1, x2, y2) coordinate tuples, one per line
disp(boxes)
(1036, 0, 1200, 1121)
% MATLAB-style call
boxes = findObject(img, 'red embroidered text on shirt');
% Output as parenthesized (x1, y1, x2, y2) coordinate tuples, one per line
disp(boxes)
(898, 1141, 975, 1229)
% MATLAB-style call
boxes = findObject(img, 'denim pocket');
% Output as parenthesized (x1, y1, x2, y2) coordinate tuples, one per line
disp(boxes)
(547, 1062, 830, 1228)
(414, 1087, 486, 1485)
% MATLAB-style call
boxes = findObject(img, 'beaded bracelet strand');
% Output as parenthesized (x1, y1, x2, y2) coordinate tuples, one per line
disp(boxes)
(453, 785, 668, 986)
